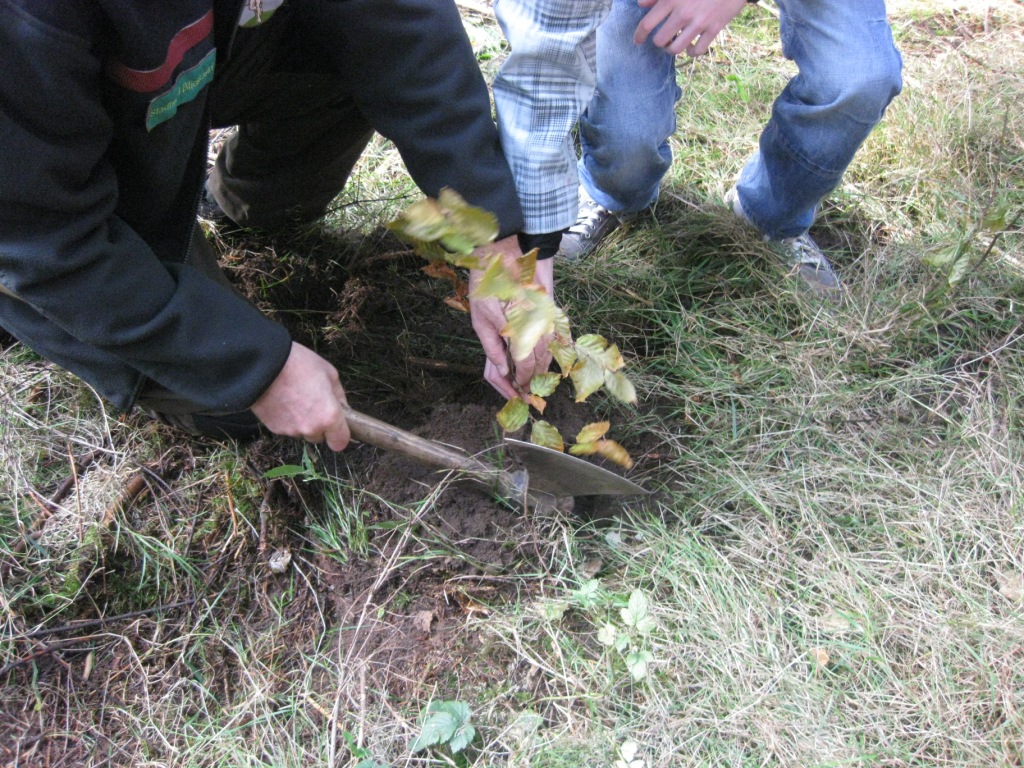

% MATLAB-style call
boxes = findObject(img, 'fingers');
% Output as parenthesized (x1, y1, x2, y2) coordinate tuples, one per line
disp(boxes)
(634, 3, 671, 45)
(472, 305, 512, 379)
(470, 243, 557, 401)
(634, 0, 744, 56)
(324, 379, 351, 452)
(250, 341, 352, 451)
(484, 359, 520, 400)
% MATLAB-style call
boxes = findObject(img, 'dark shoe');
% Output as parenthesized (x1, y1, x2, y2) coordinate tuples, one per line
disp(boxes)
(725, 185, 843, 299)
(558, 188, 625, 261)
(146, 408, 264, 442)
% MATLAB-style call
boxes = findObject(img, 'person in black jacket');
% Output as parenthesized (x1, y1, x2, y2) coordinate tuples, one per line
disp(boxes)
(0, 0, 548, 450)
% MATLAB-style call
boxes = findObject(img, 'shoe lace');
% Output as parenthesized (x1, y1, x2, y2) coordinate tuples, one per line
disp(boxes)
(781, 234, 830, 269)
(568, 199, 613, 236)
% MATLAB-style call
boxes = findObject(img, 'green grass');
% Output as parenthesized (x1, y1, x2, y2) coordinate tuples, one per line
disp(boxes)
(2, 1, 1023, 766)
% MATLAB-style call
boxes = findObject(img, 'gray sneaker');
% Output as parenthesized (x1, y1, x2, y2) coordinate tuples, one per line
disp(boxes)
(724, 186, 842, 298)
(558, 188, 624, 261)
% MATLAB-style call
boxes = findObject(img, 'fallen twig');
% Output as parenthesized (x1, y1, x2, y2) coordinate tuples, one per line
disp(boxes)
(12, 599, 196, 643)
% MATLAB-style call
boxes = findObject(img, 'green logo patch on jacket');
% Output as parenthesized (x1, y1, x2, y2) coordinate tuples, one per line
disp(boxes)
(146, 49, 216, 131)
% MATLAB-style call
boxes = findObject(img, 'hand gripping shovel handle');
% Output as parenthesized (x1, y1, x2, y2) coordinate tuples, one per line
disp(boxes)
(340, 404, 529, 503)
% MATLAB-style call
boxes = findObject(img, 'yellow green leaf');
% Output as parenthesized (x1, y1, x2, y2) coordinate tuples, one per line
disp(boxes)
(530, 372, 561, 397)
(449, 252, 483, 270)
(604, 371, 637, 404)
(439, 188, 499, 246)
(439, 232, 478, 255)
(576, 421, 610, 443)
(530, 420, 564, 452)
(569, 440, 597, 457)
(575, 334, 609, 358)
(411, 239, 450, 262)
(598, 343, 625, 372)
(472, 254, 522, 302)
(496, 397, 529, 432)
(518, 248, 538, 285)
(387, 198, 448, 242)
(570, 357, 606, 402)
(503, 291, 556, 363)
(549, 339, 577, 375)
(982, 202, 1009, 233)
(552, 306, 572, 341)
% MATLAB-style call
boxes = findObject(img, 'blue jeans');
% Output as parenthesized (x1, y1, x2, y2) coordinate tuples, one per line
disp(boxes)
(578, 0, 679, 216)
(580, 0, 903, 239)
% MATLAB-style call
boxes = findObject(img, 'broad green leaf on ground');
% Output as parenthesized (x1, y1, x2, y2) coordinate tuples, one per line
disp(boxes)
(948, 250, 974, 286)
(617, 587, 659, 636)
(982, 202, 1010, 233)
(598, 623, 618, 647)
(572, 578, 602, 608)
(626, 649, 654, 681)
(497, 397, 529, 432)
(411, 700, 475, 754)
(922, 240, 967, 268)
(536, 600, 569, 621)
(530, 420, 564, 452)
(410, 709, 457, 752)
(262, 464, 307, 479)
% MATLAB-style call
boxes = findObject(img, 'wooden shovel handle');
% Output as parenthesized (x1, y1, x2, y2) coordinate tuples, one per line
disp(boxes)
(341, 404, 527, 501)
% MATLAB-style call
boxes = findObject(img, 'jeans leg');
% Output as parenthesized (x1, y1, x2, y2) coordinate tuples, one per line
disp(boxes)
(736, 0, 903, 239)
(578, 0, 681, 215)
(207, 4, 374, 229)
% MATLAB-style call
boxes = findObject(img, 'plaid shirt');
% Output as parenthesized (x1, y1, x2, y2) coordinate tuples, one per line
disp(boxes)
(492, 0, 612, 235)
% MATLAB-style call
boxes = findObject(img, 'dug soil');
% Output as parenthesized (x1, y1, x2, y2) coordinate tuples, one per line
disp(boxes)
(220, 222, 656, 696)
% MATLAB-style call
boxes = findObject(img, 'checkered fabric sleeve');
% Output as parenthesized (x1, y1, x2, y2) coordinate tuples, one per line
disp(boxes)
(492, 0, 612, 235)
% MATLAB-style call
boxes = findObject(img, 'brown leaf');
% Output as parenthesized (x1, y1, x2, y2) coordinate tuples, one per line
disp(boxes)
(413, 610, 435, 634)
(810, 647, 830, 669)
(444, 295, 470, 312)
(526, 394, 547, 414)
(994, 568, 1024, 601)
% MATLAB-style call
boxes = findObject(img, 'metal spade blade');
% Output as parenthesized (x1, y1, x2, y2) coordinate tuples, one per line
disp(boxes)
(503, 438, 651, 497)
(339, 406, 649, 504)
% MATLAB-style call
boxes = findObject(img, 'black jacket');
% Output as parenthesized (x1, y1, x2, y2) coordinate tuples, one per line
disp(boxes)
(0, 0, 523, 412)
